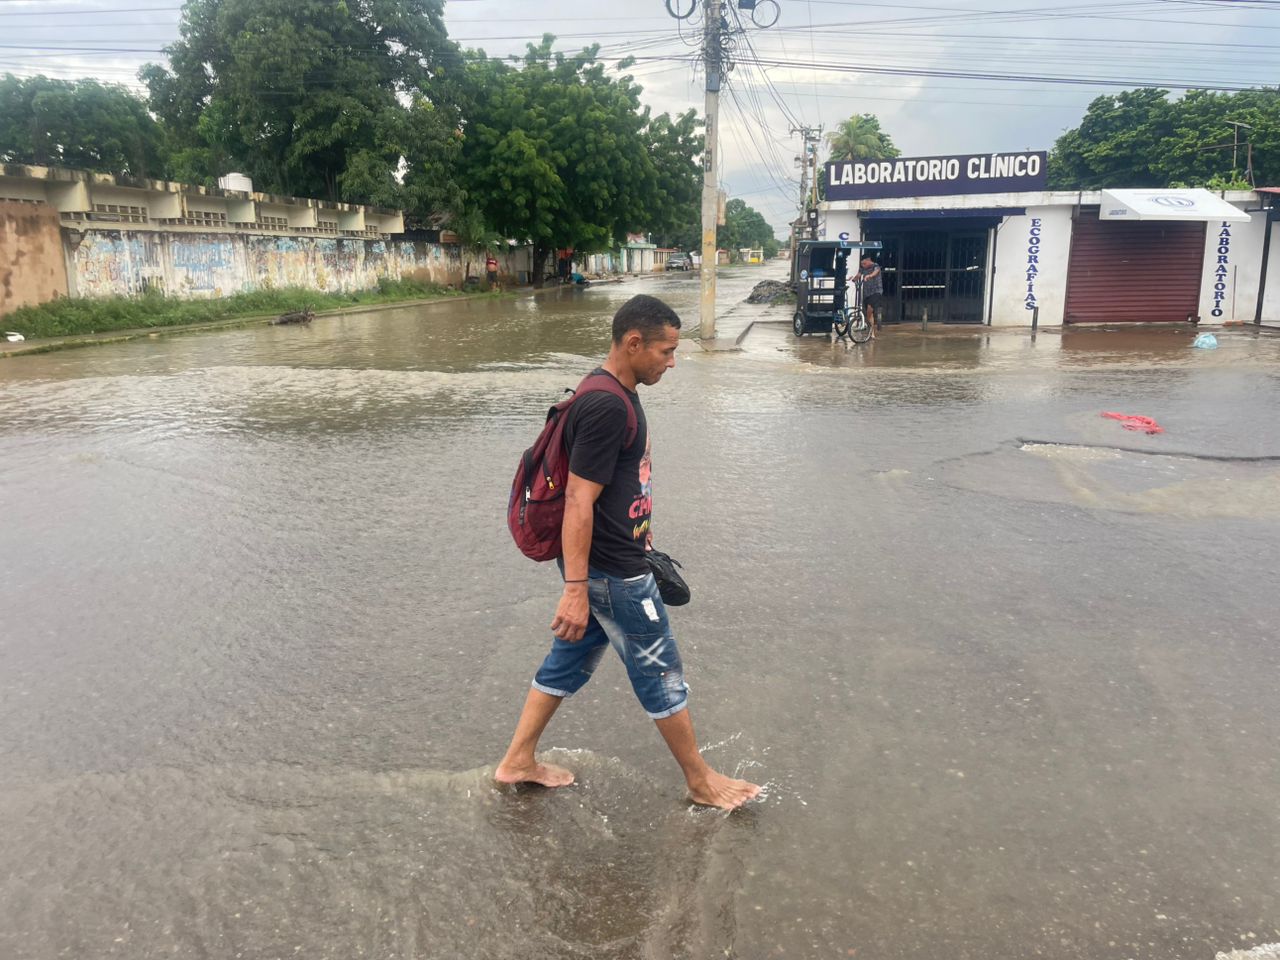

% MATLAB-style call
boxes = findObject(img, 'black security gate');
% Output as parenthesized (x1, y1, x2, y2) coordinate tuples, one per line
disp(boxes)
(862, 220, 993, 324)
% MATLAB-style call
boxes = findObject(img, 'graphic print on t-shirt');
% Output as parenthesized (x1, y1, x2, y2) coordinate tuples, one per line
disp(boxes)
(631, 433, 653, 547)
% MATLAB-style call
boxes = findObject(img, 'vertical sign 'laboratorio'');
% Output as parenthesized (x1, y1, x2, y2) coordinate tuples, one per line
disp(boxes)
(1212, 221, 1232, 318)
(826, 151, 1048, 201)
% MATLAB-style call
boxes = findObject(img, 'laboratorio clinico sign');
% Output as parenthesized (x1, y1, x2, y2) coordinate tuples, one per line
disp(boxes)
(826, 151, 1048, 201)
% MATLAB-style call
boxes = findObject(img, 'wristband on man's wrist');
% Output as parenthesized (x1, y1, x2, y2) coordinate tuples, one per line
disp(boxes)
(563, 578, 588, 583)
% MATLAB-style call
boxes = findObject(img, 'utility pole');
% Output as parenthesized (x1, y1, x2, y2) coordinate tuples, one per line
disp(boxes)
(665, 0, 777, 332)
(1225, 120, 1252, 178)
(808, 125, 823, 233)
(788, 125, 822, 281)
(791, 148, 807, 268)
(699, 0, 722, 340)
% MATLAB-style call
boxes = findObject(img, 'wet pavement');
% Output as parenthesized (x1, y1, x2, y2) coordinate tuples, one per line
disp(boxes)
(1, 266, 1278, 960)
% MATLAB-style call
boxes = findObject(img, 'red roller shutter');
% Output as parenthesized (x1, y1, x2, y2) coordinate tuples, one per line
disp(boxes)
(1064, 211, 1206, 323)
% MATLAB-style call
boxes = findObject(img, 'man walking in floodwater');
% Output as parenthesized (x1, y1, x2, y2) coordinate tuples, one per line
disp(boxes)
(495, 294, 761, 811)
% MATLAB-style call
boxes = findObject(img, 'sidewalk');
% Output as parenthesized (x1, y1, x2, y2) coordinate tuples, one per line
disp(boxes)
(697, 297, 791, 351)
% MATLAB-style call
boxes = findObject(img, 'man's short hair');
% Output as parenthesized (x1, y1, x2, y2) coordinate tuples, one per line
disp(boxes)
(612, 294, 682, 344)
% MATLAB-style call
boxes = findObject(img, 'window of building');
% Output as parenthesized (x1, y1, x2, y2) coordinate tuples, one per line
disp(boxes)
(91, 203, 148, 223)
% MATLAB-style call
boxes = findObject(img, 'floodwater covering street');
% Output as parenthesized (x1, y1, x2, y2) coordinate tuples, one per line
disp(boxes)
(2, 265, 1278, 960)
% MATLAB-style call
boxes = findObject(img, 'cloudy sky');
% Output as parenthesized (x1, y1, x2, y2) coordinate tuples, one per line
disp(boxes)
(2, 0, 1276, 234)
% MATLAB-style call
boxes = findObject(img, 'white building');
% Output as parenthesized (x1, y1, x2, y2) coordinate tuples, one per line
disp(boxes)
(818, 151, 1280, 327)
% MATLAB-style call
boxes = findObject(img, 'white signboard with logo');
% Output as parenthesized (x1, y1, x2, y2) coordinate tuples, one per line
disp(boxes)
(1099, 188, 1250, 222)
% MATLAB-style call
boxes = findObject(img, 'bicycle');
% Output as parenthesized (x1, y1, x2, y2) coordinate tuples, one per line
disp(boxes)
(832, 279, 873, 344)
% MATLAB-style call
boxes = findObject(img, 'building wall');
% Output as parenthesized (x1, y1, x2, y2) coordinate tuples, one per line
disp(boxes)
(1196, 210, 1267, 324)
(0, 201, 69, 318)
(1263, 218, 1280, 325)
(66, 230, 464, 300)
(990, 206, 1073, 326)
(828, 200, 1280, 326)
(822, 206, 1074, 326)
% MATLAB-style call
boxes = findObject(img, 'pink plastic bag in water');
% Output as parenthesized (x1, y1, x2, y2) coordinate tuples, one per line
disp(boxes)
(1101, 412, 1164, 435)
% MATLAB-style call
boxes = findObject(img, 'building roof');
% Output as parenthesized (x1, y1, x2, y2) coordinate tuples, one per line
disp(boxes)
(0, 163, 402, 217)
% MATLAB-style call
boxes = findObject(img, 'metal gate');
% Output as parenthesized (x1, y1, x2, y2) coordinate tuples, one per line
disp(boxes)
(1064, 212, 1206, 323)
(862, 225, 990, 324)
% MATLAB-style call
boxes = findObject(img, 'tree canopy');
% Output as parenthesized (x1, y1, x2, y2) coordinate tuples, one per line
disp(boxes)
(457, 39, 701, 282)
(1049, 88, 1280, 189)
(0, 74, 168, 178)
(141, 0, 463, 210)
(718, 198, 779, 260)
(1, 22, 705, 259)
(824, 114, 900, 164)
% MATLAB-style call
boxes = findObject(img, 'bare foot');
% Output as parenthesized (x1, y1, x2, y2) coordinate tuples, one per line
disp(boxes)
(687, 769, 761, 810)
(494, 760, 575, 788)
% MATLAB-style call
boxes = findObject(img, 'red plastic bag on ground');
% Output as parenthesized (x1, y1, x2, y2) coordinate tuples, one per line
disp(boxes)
(1101, 412, 1164, 434)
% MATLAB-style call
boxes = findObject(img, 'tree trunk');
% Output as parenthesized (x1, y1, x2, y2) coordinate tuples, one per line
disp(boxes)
(532, 244, 551, 289)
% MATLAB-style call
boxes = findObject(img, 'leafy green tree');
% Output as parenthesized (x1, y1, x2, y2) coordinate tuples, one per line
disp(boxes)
(1049, 87, 1280, 189)
(824, 113, 900, 164)
(142, 0, 462, 212)
(0, 74, 169, 177)
(644, 109, 704, 244)
(717, 197, 779, 261)
(458, 39, 700, 285)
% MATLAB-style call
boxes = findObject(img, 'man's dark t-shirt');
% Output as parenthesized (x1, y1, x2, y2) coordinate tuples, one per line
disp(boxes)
(563, 369, 651, 577)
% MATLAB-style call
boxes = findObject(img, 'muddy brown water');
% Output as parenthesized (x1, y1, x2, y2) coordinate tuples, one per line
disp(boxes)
(2, 267, 1278, 959)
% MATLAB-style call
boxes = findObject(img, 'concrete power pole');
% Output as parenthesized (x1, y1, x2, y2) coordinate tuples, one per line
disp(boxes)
(699, 0, 722, 341)
(789, 125, 822, 269)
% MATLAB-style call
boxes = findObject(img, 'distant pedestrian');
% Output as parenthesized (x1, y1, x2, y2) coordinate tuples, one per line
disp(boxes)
(855, 255, 884, 337)
(495, 294, 762, 811)
(486, 252, 499, 290)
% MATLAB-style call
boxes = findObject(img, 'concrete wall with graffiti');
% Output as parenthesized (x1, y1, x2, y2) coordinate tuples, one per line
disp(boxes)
(68, 231, 464, 300)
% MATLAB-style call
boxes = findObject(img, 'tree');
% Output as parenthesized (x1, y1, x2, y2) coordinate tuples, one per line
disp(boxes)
(644, 109, 704, 245)
(1049, 87, 1280, 189)
(824, 113, 900, 164)
(142, 0, 463, 213)
(458, 38, 701, 285)
(0, 74, 169, 177)
(717, 198, 779, 260)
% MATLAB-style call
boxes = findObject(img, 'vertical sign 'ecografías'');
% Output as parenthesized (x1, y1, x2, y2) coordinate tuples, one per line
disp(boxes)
(1025, 218, 1042, 311)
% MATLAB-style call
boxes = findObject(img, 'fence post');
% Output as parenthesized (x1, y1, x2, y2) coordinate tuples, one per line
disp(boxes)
(921, 307, 928, 331)
(1031, 306, 1039, 340)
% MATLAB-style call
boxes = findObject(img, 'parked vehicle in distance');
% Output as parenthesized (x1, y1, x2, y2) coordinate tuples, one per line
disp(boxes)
(665, 252, 693, 271)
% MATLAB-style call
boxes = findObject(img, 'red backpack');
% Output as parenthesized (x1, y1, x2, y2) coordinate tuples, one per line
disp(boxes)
(508, 373, 638, 562)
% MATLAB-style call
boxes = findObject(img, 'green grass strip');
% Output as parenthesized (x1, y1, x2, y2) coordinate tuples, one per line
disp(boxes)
(3, 277, 477, 340)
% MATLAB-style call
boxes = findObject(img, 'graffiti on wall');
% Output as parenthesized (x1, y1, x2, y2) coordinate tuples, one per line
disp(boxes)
(169, 237, 239, 297)
(75, 232, 165, 298)
(71, 231, 466, 300)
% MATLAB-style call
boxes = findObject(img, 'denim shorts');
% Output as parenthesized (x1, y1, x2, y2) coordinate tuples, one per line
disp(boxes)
(533, 568, 690, 719)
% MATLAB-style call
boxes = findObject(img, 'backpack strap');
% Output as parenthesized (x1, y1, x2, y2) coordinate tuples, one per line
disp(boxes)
(574, 372, 639, 449)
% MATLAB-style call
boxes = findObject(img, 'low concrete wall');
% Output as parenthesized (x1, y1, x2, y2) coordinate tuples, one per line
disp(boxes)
(65, 230, 463, 300)
(1, 201, 69, 318)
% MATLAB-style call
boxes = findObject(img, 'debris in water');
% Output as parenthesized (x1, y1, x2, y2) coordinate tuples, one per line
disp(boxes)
(1101, 412, 1164, 434)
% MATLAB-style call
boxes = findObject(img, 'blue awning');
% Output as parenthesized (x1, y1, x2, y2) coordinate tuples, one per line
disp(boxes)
(860, 208, 1024, 220)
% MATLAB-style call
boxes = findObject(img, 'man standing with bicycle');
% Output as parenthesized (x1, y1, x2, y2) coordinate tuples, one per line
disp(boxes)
(854, 255, 884, 338)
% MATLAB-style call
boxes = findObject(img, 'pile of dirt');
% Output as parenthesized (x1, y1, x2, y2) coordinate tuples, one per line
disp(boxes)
(745, 279, 794, 304)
